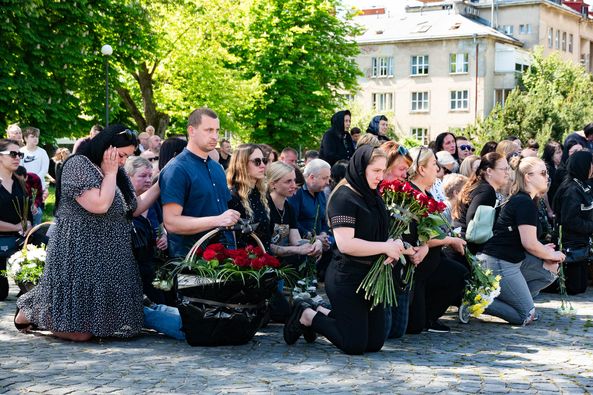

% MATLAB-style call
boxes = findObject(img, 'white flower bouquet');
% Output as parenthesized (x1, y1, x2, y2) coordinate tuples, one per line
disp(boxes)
(1, 244, 46, 287)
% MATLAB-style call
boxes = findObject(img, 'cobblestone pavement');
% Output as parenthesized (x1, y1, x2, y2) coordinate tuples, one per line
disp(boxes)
(1, 282, 593, 394)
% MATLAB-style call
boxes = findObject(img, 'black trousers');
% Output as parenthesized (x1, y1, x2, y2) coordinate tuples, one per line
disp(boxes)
(565, 261, 589, 295)
(311, 257, 385, 355)
(407, 251, 468, 334)
(0, 258, 8, 301)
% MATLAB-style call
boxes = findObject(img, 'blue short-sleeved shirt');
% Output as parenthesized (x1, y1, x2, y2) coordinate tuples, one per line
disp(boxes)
(159, 148, 231, 257)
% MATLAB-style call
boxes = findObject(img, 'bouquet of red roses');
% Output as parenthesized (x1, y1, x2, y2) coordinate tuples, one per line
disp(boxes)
(153, 243, 295, 291)
(357, 179, 447, 309)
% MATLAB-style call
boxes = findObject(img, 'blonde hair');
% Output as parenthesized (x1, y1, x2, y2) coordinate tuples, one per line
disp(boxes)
(407, 147, 435, 180)
(227, 144, 269, 219)
(496, 140, 519, 158)
(510, 156, 544, 196)
(265, 161, 294, 192)
(459, 155, 480, 178)
(442, 173, 468, 202)
(381, 141, 413, 172)
(356, 133, 381, 148)
(52, 147, 70, 163)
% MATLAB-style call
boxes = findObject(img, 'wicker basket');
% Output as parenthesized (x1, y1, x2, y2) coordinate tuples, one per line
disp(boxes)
(16, 221, 53, 295)
(177, 228, 275, 346)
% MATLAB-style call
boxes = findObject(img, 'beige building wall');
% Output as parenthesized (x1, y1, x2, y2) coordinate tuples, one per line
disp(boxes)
(355, 36, 515, 141)
(474, 1, 593, 70)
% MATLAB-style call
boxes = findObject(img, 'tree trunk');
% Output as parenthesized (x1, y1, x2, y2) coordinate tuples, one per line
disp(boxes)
(116, 62, 170, 136)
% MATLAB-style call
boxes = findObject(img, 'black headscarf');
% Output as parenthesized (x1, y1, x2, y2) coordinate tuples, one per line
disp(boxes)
(345, 145, 388, 240)
(553, 150, 593, 214)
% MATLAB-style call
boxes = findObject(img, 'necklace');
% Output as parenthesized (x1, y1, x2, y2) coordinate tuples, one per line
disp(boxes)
(272, 199, 285, 223)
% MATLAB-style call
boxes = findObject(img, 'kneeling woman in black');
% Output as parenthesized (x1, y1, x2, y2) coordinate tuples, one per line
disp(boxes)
(283, 145, 410, 355)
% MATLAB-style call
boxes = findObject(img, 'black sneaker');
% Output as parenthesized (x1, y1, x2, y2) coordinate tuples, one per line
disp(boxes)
(284, 303, 306, 345)
(426, 320, 450, 333)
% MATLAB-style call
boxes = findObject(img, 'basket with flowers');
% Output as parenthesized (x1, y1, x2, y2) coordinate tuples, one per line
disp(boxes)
(459, 250, 502, 323)
(1, 222, 52, 294)
(153, 225, 296, 346)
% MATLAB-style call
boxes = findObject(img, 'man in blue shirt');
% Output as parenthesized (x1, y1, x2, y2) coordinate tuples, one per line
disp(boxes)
(160, 108, 240, 258)
(288, 158, 332, 247)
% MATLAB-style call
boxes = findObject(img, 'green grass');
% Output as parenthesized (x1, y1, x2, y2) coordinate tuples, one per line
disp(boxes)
(42, 185, 56, 223)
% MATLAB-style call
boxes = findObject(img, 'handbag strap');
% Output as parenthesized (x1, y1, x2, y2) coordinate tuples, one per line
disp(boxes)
(182, 296, 262, 310)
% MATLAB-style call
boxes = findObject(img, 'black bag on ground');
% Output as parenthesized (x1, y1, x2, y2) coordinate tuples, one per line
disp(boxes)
(564, 246, 590, 264)
(177, 275, 276, 346)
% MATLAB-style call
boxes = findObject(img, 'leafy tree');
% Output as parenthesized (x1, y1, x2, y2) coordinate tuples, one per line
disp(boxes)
(230, 0, 363, 149)
(468, 48, 593, 148)
(0, 0, 155, 142)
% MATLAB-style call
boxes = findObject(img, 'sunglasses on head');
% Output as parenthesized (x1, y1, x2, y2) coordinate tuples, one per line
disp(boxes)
(459, 144, 475, 152)
(250, 157, 268, 167)
(396, 145, 409, 156)
(0, 150, 24, 159)
(118, 129, 138, 140)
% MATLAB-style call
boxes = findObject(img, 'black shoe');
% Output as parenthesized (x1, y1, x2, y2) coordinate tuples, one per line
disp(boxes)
(284, 302, 309, 345)
(426, 320, 450, 333)
(303, 325, 317, 343)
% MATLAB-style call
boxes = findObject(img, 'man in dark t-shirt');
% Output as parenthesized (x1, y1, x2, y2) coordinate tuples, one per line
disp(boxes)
(160, 108, 240, 258)
(218, 139, 232, 170)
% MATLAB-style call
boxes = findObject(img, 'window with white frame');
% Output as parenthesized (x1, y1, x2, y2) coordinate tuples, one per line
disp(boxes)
(372, 93, 393, 111)
(555, 30, 560, 49)
(411, 91, 429, 112)
(410, 55, 429, 76)
(450, 90, 469, 111)
(501, 25, 514, 35)
(494, 89, 513, 107)
(410, 128, 429, 145)
(449, 53, 469, 73)
(562, 32, 567, 51)
(519, 24, 531, 34)
(371, 57, 393, 78)
(548, 27, 553, 48)
(569, 34, 574, 53)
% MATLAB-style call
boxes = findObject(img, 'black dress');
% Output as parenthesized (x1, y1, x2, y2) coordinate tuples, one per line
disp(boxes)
(228, 188, 271, 251)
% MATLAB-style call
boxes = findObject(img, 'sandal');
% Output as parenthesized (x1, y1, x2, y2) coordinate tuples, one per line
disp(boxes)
(14, 306, 37, 331)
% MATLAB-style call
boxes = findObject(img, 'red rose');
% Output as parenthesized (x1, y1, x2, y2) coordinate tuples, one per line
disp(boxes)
(401, 182, 414, 194)
(427, 198, 438, 213)
(263, 253, 280, 268)
(227, 249, 249, 267)
(202, 249, 217, 261)
(437, 201, 447, 212)
(235, 255, 250, 267)
(251, 256, 266, 270)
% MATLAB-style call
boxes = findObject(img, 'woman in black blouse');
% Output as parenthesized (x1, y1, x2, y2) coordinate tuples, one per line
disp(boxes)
(0, 139, 29, 301)
(227, 144, 271, 249)
(283, 145, 410, 355)
(452, 152, 509, 254)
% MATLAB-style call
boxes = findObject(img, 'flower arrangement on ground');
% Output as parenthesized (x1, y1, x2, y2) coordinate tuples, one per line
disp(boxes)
(557, 226, 577, 315)
(357, 179, 447, 308)
(1, 244, 46, 286)
(153, 243, 296, 291)
(459, 250, 501, 322)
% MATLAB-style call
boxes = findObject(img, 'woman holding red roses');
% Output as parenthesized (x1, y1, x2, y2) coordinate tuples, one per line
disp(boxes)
(406, 147, 469, 334)
(283, 145, 412, 355)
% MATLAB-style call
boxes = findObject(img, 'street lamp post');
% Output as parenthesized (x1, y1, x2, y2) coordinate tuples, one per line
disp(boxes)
(101, 44, 113, 126)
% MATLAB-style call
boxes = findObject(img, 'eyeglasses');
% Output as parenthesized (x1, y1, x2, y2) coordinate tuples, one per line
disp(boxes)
(0, 150, 24, 159)
(529, 169, 548, 177)
(494, 166, 509, 172)
(250, 157, 268, 167)
(118, 129, 138, 140)
(459, 144, 475, 152)
(149, 156, 159, 162)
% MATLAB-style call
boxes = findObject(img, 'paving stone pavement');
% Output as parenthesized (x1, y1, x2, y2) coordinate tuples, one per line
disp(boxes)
(1, 282, 593, 394)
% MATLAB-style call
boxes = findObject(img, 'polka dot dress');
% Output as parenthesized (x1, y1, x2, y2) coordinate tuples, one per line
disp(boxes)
(17, 155, 143, 338)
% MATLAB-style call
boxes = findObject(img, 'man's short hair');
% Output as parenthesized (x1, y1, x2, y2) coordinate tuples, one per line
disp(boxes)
(303, 158, 330, 177)
(23, 126, 40, 138)
(455, 136, 469, 142)
(188, 107, 218, 128)
(90, 124, 103, 134)
(350, 127, 362, 136)
(281, 147, 298, 156)
(220, 139, 230, 147)
(584, 123, 593, 137)
(304, 150, 319, 160)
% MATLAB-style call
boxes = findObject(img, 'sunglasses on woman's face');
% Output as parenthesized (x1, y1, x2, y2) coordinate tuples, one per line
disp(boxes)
(459, 144, 475, 152)
(250, 157, 268, 167)
(0, 150, 24, 159)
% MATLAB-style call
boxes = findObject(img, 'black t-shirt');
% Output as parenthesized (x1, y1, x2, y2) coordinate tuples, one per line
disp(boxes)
(327, 185, 386, 263)
(228, 188, 271, 250)
(482, 192, 538, 263)
(0, 176, 29, 236)
(268, 195, 298, 247)
(218, 154, 231, 170)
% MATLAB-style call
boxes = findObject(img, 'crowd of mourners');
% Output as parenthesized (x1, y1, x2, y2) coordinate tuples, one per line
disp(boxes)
(0, 107, 591, 355)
